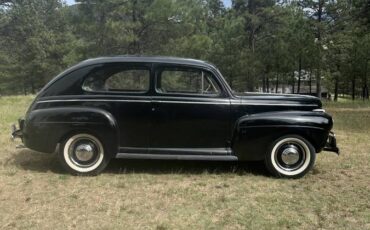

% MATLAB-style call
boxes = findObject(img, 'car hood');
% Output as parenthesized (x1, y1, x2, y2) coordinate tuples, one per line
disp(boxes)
(236, 93, 322, 109)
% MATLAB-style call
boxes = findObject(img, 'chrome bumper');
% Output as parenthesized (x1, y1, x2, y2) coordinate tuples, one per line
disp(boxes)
(11, 119, 24, 141)
(323, 132, 339, 154)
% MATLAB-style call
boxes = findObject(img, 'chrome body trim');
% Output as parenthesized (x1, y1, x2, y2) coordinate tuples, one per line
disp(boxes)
(37, 98, 317, 107)
(37, 99, 229, 105)
(116, 153, 238, 161)
(313, 109, 326, 112)
(119, 147, 233, 155)
(37, 99, 151, 104)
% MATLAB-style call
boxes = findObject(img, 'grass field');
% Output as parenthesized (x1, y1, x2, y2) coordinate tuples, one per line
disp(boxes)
(0, 96, 369, 229)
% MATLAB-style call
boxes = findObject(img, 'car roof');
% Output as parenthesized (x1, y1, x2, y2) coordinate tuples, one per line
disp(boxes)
(38, 56, 223, 95)
(76, 56, 217, 69)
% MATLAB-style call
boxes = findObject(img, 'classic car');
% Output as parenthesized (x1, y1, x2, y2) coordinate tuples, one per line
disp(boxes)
(11, 56, 339, 178)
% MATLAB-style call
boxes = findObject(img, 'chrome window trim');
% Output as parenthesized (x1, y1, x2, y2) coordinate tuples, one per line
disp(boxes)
(231, 101, 318, 107)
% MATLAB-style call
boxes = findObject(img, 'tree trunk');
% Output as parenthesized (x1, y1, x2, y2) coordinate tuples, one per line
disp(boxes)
(266, 76, 270, 93)
(333, 64, 339, 101)
(297, 55, 302, 93)
(346, 78, 350, 98)
(131, 0, 139, 53)
(246, 72, 254, 92)
(30, 80, 35, 94)
(316, 68, 322, 98)
(316, 0, 324, 99)
(363, 85, 369, 100)
(334, 75, 339, 101)
(247, 1, 257, 93)
(309, 69, 312, 94)
(364, 60, 369, 100)
(291, 71, 295, 94)
(352, 77, 356, 100)
(275, 73, 279, 93)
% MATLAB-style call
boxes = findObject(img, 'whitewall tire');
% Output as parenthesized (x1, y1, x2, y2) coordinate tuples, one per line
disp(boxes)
(265, 135, 316, 178)
(58, 133, 110, 175)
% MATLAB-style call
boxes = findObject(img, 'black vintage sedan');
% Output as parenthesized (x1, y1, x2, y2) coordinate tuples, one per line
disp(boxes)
(11, 56, 339, 178)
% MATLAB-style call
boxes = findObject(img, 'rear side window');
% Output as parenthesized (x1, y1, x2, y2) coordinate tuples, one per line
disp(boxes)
(157, 68, 220, 95)
(82, 64, 150, 93)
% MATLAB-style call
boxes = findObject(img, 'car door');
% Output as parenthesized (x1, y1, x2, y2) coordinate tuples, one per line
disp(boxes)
(149, 64, 231, 155)
(81, 62, 153, 151)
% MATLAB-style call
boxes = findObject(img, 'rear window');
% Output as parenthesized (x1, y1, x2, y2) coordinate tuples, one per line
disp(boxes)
(82, 64, 150, 93)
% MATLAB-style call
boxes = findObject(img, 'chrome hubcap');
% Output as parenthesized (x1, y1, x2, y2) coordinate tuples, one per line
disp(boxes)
(271, 137, 312, 175)
(274, 141, 307, 171)
(75, 143, 95, 162)
(281, 145, 300, 165)
(68, 137, 100, 168)
(63, 134, 105, 172)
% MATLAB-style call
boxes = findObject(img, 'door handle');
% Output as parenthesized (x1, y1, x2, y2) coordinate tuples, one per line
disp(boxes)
(151, 107, 155, 112)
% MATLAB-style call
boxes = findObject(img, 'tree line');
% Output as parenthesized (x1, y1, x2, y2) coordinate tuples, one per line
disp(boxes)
(0, 0, 369, 100)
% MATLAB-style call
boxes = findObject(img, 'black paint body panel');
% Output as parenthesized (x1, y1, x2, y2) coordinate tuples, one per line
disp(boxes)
(232, 111, 333, 160)
(23, 106, 118, 157)
(18, 56, 336, 161)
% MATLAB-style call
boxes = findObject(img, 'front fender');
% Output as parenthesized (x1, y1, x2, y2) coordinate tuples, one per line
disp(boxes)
(232, 111, 333, 161)
(23, 107, 119, 157)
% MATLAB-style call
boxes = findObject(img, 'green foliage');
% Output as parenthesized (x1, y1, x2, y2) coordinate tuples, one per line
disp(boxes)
(0, 0, 77, 94)
(0, 0, 369, 98)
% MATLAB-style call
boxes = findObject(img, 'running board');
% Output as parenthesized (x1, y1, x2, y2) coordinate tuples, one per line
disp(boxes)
(116, 153, 238, 161)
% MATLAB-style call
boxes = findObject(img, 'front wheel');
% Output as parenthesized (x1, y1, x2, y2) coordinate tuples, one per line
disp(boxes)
(265, 135, 316, 179)
(58, 133, 110, 175)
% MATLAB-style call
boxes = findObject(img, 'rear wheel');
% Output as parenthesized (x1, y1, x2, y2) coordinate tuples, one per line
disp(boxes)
(58, 133, 110, 175)
(265, 135, 316, 178)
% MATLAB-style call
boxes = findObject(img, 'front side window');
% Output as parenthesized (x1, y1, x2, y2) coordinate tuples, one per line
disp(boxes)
(157, 68, 220, 95)
(82, 64, 150, 93)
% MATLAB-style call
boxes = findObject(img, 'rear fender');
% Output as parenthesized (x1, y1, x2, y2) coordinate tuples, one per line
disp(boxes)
(23, 107, 119, 157)
(232, 111, 333, 161)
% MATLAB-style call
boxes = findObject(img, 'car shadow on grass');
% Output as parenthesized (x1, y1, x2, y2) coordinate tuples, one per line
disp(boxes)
(8, 149, 64, 174)
(9, 149, 269, 176)
(105, 159, 269, 176)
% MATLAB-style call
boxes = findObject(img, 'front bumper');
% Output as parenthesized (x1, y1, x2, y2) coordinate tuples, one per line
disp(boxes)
(323, 131, 339, 154)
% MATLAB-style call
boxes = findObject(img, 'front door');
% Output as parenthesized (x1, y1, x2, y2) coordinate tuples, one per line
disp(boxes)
(149, 64, 231, 155)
